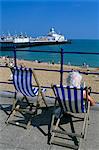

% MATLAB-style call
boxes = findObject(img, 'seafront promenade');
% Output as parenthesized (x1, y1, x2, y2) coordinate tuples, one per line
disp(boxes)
(1, 0, 99, 148)
(0, 60, 99, 150)
(0, 94, 99, 150)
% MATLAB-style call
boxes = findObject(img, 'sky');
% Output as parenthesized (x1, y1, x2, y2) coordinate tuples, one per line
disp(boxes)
(0, 0, 99, 39)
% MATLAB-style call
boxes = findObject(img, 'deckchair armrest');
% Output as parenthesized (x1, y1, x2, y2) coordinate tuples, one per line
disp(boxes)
(88, 87, 92, 95)
(84, 86, 91, 95)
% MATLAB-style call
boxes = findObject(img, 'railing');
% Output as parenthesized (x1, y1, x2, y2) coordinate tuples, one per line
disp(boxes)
(0, 47, 99, 94)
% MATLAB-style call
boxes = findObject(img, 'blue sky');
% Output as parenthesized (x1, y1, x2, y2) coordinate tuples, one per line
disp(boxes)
(0, 0, 99, 39)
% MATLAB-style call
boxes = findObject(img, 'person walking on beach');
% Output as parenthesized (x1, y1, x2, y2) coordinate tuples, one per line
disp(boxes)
(66, 71, 96, 106)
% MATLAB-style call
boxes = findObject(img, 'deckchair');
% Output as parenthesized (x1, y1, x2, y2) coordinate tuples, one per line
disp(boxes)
(6, 66, 47, 128)
(48, 84, 90, 149)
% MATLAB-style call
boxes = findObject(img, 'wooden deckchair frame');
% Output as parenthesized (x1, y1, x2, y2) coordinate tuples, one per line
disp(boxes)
(6, 67, 47, 129)
(48, 85, 90, 149)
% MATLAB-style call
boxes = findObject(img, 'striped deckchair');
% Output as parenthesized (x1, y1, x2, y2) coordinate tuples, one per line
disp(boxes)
(6, 67, 47, 128)
(48, 84, 90, 149)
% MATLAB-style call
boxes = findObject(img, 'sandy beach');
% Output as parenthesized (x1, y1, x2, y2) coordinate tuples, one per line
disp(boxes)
(0, 57, 99, 101)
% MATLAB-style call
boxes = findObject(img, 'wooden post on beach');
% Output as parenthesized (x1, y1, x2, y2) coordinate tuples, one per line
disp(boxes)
(60, 48, 63, 85)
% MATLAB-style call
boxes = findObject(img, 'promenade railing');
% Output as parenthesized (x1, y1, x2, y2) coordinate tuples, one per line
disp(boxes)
(0, 48, 99, 95)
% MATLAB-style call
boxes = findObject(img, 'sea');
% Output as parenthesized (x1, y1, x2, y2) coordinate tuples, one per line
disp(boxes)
(0, 39, 99, 68)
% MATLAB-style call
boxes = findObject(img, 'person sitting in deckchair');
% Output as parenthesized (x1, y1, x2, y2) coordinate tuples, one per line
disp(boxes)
(66, 71, 96, 106)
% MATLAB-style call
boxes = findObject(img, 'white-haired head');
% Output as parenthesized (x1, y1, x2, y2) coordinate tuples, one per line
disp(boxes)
(66, 71, 82, 88)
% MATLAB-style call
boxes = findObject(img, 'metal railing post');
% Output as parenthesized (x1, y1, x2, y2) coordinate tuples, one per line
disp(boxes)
(60, 48, 64, 85)
(14, 46, 17, 66)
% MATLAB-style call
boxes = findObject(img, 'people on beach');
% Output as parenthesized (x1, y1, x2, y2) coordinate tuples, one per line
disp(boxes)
(66, 71, 96, 106)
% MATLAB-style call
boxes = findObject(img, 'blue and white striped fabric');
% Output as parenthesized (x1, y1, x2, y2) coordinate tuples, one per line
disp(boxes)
(53, 85, 85, 113)
(13, 67, 46, 97)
